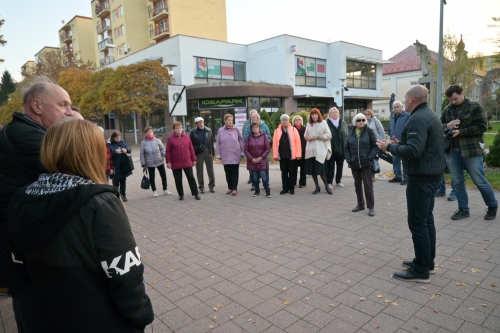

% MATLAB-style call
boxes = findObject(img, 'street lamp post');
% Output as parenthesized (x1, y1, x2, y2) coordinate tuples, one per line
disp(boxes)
(436, 0, 446, 116)
(340, 78, 346, 120)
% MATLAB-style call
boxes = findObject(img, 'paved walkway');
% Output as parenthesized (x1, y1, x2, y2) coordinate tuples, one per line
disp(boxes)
(1, 156, 499, 333)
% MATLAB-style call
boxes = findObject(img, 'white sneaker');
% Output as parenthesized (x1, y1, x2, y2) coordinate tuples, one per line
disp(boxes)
(152, 191, 158, 197)
(163, 189, 172, 196)
(328, 184, 333, 190)
(336, 183, 344, 188)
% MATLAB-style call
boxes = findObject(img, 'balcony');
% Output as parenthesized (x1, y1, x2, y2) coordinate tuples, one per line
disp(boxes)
(150, 24, 169, 40)
(62, 46, 73, 56)
(96, 20, 112, 34)
(95, 1, 110, 18)
(60, 32, 72, 43)
(98, 37, 114, 51)
(149, 3, 168, 20)
(100, 56, 115, 67)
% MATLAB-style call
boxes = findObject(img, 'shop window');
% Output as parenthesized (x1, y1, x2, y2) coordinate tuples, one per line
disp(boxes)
(193, 57, 246, 83)
(121, 114, 136, 133)
(148, 109, 165, 132)
(104, 113, 115, 130)
(346, 60, 376, 90)
(295, 56, 326, 87)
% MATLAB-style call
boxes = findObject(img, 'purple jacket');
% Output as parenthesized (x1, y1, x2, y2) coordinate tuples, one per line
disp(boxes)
(216, 126, 244, 165)
(244, 133, 270, 171)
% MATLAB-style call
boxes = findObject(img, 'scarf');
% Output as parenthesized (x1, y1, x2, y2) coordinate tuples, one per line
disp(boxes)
(145, 134, 155, 141)
(295, 125, 302, 131)
(25, 173, 95, 196)
(330, 118, 340, 128)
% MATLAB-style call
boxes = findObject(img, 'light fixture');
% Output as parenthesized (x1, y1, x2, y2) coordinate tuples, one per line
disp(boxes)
(163, 64, 177, 76)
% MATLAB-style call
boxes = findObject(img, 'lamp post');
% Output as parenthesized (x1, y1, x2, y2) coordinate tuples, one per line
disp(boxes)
(436, 0, 446, 116)
(340, 78, 346, 120)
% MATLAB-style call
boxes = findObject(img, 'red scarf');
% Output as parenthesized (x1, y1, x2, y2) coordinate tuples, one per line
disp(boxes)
(145, 134, 155, 141)
(295, 125, 302, 131)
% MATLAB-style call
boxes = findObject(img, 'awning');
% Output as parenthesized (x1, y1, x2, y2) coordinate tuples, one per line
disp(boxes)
(346, 55, 395, 64)
(345, 96, 390, 101)
(293, 95, 333, 99)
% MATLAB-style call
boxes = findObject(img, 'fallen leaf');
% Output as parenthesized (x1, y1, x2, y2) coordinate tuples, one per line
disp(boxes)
(374, 325, 380, 329)
(216, 303, 222, 309)
(471, 268, 480, 273)
(209, 325, 214, 329)
(283, 300, 290, 305)
(282, 287, 287, 291)
(475, 282, 480, 285)
(434, 309, 439, 313)
(329, 304, 335, 307)
(305, 298, 310, 301)
(481, 303, 487, 307)
(339, 260, 344, 265)
(469, 308, 474, 311)
(384, 226, 389, 228)
(274, 302, 280, 306)
(420, 286, 427, 290)
(492, 284, 497, 287)
(166, 285, 170, 288)
(391, 302, 398, 306)
(360, 297, 366, 301)
(360, 252, 367, 255)
(430, 295, 435, 300)
(212, 307, 218, 311)
(385, 299, 391, 303)
(309, 271, 315, 275)
(168, 249, 174, 253)
(212, 316, 217, 320)
(229, 316, 234, 319)
(152, 281, 156, 284)
(377, 295, 383, 298)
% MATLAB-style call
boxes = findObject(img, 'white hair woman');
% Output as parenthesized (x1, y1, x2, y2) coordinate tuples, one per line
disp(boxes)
(325, 107, 348, 189)
(344, 113, 379, 216)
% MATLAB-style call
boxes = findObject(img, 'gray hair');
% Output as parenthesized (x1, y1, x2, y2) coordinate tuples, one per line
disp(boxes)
(280, 114, 289, 121)
(22, 75, 55, 108)
(249, 109, 258, 116)
(352, 113, 367, 126)
(97, 126, 104, 133)
(393, 100, 403, 107)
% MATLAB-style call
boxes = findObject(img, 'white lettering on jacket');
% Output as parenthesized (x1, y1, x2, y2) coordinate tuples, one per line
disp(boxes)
(101, 246, 142, 278)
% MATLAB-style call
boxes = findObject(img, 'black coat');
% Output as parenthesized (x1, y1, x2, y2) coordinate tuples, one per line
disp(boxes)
(326, 118, 348, 157)
(8, 177, 154, 332)
(0, 112, 47, 288)
(345, 125, 378, 169)
(190, 126, 215, 154)
(293, 125, 306, 159)
(109, 140, 132, 179)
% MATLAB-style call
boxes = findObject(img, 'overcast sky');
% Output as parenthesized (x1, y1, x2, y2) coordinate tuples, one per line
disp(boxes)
(1, 0, 498, 82)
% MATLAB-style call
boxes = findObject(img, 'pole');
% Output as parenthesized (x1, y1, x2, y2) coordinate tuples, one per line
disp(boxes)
(436, 0, 445, 115)
(133, 112, 137, 144)
(341, 86, 345, 120)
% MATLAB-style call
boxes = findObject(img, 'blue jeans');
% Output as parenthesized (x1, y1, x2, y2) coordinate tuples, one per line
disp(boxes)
(437, 177, 456, 194)
(251, 170, 269, 191)
(392, 155, 407, 180)
(407, 180, 441, 274)
(445, 148, 498, 210)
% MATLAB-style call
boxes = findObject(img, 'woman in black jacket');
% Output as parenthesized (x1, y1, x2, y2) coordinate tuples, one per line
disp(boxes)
(109, 131, 132, 201)
(8, 120, 154, 333)
(345, 113, 379, 216)
(292, 115, 307, 187)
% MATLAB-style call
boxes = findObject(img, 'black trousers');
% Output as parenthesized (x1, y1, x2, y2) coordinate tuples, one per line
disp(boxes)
(294, 157, 306, 186)
(351, 167, 374, 209)
(223, 164, 240, 190)
(172, 167, 198, 197)
(147, 164, 167, 192)
(326, 154, 345, 185)
(10, 285, 32, 333)
(112, 177, 126, 197)
(280, 159, 297, 191)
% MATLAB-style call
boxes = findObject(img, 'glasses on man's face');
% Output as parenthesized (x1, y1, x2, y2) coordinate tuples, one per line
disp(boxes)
(357, 119, 366, 122)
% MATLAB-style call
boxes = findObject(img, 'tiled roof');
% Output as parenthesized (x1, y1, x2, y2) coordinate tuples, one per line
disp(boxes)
(383, 45, 440, 75)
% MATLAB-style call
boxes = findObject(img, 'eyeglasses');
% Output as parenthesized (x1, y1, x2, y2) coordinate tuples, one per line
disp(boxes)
(357, 119, 366, 122)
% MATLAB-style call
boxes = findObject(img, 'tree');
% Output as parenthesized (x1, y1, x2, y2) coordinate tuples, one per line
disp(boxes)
(486, 17, 500, 65)
(58, 68, 92, 107)
(79, 67, 114, 119)
(0, 19, 6, 63)
(0, 70, 16, 105)
(0, 89, 22, 125)
(485, 130, 500, 167)
(259, 110, 274, 135)
(270, 108, 285, 135)
(290, 110, 310, 125)
(25, 50, 95, 83)
(100, 60, 171, 127)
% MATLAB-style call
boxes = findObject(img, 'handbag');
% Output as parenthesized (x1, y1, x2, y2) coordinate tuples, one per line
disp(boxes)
(141, 168, 150, 190)
(121, 154, 135, 174)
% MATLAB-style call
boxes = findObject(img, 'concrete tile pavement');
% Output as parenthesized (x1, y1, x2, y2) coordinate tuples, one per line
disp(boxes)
(1, 155, 499, 333)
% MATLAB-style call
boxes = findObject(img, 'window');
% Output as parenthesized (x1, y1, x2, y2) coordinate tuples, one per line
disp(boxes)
(193, 57, 246, 84)
(149, 25, 153, 38)
(147, 109, 166, 132)
(295, 56, 326, 87)
(114, 25, 125, 38)
(346, 60, 376, 89)
(122, 114, 135, 134)
(117, 43, 126, 56)
(112, 6, 123, 20)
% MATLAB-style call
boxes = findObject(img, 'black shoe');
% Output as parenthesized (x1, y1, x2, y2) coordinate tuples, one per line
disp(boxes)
(265, 190, 272, 198)
(400, 180, 407, 185)
(179, 196, 184, 200)
(326, 187, 333, 195)
(280, 189, 288, 195)
(199, 188, 205, 194)
(247, 179, 252, 184)
(312, 187, 320, 195)
(352, 205, 365, 212)
(368, 209, 375, 216)
(209, 187, 215, 193)
(299, 185, 305, 188)
(253, 190, 260, 197)
(393, 267, 430, 283)
(194, 195, 201, 200)
(434, 192, 445, 197)
(289, 189, 295, 195)
(121, 196, 128, 202)
(388, 178, 402, 183)
(451, 209, 470, 220)
(402, 260, 435, 274)
(251, 187, 255, 191)
(485, 206, 497, 220)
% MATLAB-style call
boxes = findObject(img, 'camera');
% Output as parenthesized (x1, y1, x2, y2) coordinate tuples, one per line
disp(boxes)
(443, 127, 456, 137)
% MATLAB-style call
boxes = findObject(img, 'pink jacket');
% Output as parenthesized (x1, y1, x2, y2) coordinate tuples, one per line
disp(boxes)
(272, 124, 302, 160)
(215, 126, 244, 165)
(244, 133, 270, 171)
(165, 133, 196, 170)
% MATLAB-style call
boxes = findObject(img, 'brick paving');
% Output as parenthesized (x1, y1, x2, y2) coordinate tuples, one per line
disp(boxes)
(1, 154, 499, 333)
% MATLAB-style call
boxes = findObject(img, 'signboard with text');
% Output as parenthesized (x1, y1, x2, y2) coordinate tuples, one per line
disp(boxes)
(198, 97, 247, 109)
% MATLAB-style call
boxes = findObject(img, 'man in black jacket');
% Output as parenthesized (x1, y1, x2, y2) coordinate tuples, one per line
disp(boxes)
(0, 80, 78, 332)
(190, 117, 215, 193)
(377, 85, 445, 283)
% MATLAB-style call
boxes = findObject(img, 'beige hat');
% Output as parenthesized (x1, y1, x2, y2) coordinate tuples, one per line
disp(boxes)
(194, 117, 204, 123)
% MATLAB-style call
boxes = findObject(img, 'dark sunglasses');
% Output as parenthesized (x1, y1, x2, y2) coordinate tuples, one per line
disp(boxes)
(357, 119, 366, 122)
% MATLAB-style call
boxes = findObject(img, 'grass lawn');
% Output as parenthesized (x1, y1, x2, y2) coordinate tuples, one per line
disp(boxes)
(487, 121, 500, 133)
(444, 170, 500, 191)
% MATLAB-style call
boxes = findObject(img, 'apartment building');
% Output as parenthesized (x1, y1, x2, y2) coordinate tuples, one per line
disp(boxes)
(21, 60, 35, 77)
(91, 0, 227, 67)
(34, 46, 60, 63)
(58, 16, 96, 68)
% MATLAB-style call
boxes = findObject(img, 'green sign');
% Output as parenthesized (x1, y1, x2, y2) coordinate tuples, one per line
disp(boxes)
(198, 97, 247, 109)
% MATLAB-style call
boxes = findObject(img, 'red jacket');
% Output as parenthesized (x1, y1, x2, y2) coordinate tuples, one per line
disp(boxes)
(244, 133, 270, 171)
(165, 133, 197, 170)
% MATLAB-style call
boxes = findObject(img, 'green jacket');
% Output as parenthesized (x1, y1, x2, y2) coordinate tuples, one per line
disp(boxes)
(440, 98, 486, 157)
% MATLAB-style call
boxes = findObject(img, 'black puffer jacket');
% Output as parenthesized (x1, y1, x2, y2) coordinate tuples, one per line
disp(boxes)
(0, 112, 47, 289)
(344, 125, 378, 169)
(8, 174, 154, 333)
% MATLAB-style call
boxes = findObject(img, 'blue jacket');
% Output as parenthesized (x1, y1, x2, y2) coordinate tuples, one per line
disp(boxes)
(388, 111, 410, 141)
(108, 140, 132, 179)
(243, 120, 271, 141)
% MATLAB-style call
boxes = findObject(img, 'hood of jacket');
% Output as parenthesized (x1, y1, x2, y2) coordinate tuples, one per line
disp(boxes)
(8, 173, 120, 252)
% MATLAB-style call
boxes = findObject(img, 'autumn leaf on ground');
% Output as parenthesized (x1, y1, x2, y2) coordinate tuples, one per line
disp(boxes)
(430, 295, 435, 300)
(168, 249, 174, 252)
(283, 300, 290, 305)
(274, 301, 280, 306)
(282, 287, 287, 291)
(434, 309, 439, 313)
(391, 302, 398, 306)
(384, 299, 391, 303)
(376, 295, 383, 298)
(471, 268, 480, 273)
(359, 297, 366, 301)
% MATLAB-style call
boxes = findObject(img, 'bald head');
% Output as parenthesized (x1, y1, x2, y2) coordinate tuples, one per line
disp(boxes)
(24, 83, 73, 128)
(404, 85, 429, 113)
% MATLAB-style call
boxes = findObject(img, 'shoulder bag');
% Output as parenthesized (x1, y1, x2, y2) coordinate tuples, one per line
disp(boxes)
(141, 167, 150, 189)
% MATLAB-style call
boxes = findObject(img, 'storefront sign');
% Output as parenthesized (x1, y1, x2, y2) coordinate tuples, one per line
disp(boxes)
(198, 97, 247, 109)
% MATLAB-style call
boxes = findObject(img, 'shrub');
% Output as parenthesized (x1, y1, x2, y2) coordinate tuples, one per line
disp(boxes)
(485, 130, 500, 167)
(290, 110, 310, 125)
(259, 110, 274, 135)
(270, 108, 285, 135)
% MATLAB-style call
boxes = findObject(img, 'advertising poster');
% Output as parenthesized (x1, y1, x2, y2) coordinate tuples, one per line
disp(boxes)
(316, 59, 326, 77)
(305, 58, 316, 76)
(194, 57, 207, 78)
(234, 108, 247, 132)
(295, 56, 305, 76)
(221, 60, 234, 80)
(168, 85, 187, 116)
(207, 58, 221, 79)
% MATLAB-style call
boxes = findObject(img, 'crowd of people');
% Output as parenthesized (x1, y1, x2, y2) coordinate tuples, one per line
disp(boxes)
(0, 77, 497, 332)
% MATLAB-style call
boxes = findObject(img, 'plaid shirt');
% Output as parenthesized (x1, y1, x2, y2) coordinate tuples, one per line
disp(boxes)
(105, 142, 114, 175)
(440, 98, 487, 157)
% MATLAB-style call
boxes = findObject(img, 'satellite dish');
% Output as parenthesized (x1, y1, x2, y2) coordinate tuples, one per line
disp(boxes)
(61, 20, 65, 24)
